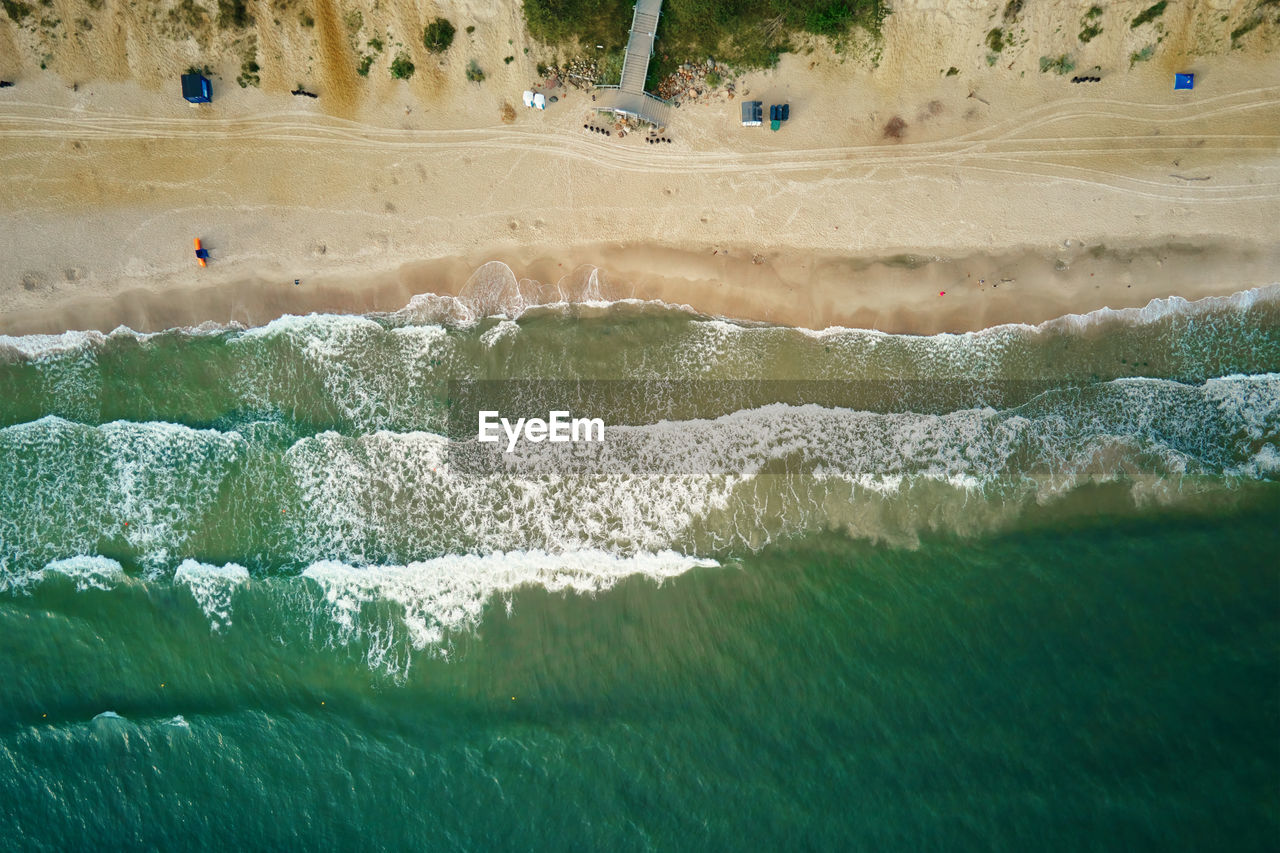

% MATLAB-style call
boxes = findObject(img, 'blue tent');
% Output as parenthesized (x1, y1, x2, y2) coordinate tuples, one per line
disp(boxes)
(182, 73, 212, 103)
(1174, 73, 1194, 90)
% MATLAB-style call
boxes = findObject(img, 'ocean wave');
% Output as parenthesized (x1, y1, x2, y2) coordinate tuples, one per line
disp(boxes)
(0, 417, 248, 574)
(2, 283, 1276, 363)
(301, 549, 719, 673)
(2, 375, 1275, 582)
(3, 555, 128, 594)
(173, 559, 250, 631)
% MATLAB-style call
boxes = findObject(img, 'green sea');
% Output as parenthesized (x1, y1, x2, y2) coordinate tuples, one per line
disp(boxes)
(0, 282, 1277, 850)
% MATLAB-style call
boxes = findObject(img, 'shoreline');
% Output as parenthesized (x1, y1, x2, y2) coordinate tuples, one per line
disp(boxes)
(2, 237, 1278, 337)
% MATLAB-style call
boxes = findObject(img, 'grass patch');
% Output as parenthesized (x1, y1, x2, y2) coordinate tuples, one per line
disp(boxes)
(2, 0, 32, 22)
(706, 69, 722, 86)
(1003, 0, 1023, 21)
(466, 59, 485, 82)
(357, 55, 374, 76)
(985, 27, 1005, 52)
(423, 17, 455, 53)
(945, 66, 959, 76)
(236, 57, 259, 88)
(1230, 16, 1263, 44)
(168, 0, 208, 32)
(390, 53, 414, 79)
(1129, 44, 1155, 65)
(367, 37, 383, 52)
(465, 24, 475, 35)
(1131, 1, 1167, 28)
(1084, 5, 1103, 19)
(503, 55, 514, 64)
(344, 9, 361, 34)
(522, 0, 887, 72)
(216, 0, 251, 29)
(1039, 54, 1075, 74)
(1079, 21, 1103, 43)
(299, 11, 313, 27)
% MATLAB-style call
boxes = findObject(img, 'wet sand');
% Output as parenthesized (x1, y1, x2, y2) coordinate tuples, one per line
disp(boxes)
(4, 239, 1278, 336)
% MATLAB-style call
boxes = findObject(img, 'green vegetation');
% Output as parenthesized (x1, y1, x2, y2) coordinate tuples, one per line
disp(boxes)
(1230, 16, 1261, 44)
(466, 59, 486, 82)
(1129, 44, 1155, 65)
(1131, 1, 1167, 28)
(805, 2, 858, 36)
(299, 11, 313, 27)
(2, 0, 32, 22)
(945, 66, 959, 76)
(368, 37, 384, 51)
(357, 55, 374, 76)
(522, 0, 886, 73)
(423, 17, 456, 53)
(503, 55, 515, 63)
(236, 57, 260, 88)
(1079, 6, 1103, 43)
(1003, 0, 1023, 21)
(344, 9, 362, 34)
(465, 25, 475, 35)
(169, 0, 208, 31)
(706, 70, 722, 87)
(216, 0, 251, 29)
(536, 61, 549, 77)
(985, 28, 1005, 52)
(1039, 53, 1075, 74)
(390, 53, 415, 79)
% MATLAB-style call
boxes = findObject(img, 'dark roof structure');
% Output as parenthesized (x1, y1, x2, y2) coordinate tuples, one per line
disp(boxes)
(181, 73, 211, 103)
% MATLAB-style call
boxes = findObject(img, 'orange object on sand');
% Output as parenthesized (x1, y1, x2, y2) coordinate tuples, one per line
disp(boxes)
(194, 238, 207, 267)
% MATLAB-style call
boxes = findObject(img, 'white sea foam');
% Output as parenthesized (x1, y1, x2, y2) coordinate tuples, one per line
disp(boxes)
(301, 550, 719, 671)
(0, 417, 247, 575)
(271, 375, 1278, 563)
(174, 559, 251, 631)
(228, 313, 455, 429)
(799, 283, 1280, 340)
(2, 284, 1273, 367)
(41, 556, 126, 592)
(0, 322, 231, 361)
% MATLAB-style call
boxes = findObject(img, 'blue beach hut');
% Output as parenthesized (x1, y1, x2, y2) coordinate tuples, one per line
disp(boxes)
(181, 73, 212, 103)
(1174, 73, 1194, 90)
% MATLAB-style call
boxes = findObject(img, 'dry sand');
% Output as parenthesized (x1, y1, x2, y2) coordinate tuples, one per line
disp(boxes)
(1, 0, 1278, 335)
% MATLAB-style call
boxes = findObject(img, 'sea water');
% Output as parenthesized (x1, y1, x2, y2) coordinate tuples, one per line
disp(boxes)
(0, 286, 1277, 849)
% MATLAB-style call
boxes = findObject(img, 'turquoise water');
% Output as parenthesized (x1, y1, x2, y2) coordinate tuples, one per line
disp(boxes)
(0, 287, 1277, 848)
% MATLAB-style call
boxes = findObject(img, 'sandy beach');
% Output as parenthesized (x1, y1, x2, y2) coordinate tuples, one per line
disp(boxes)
(1, 0, 1278, 334)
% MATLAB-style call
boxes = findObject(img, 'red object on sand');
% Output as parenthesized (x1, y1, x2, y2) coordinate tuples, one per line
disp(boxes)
(194, 238, 207, 267)
(939, 291, 946, 296)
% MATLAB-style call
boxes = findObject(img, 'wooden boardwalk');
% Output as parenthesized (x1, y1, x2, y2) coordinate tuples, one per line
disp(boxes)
(596, 0, 672, 128)
(620, 0, 661, 95)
